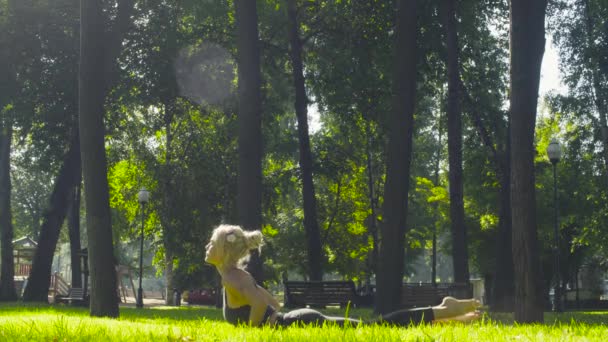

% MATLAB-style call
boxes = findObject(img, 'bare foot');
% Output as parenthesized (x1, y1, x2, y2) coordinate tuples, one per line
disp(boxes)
(432, 296, 481, 320)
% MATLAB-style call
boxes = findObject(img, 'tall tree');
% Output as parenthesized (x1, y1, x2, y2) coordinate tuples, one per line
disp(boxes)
(79, 0, 118, 317)
(0, 0, 23, 301)
(234, 0, 264, 281)
(147, 2, 181, 305)
(453, 0, 513, 310)
(19, 0, 82, 303)
(509, 0, 548, 323)
(460, 80, 514, 310)
(492, 137, 514, 311)
(441, 0, 469, 284)
(79, 0, 133, 317)
(22, 135, 81, 302)
(286, 0, 324, 281)
(0, 121, 16, 301)
(68, 182, 83, 288)
(376, 0, 417, 314)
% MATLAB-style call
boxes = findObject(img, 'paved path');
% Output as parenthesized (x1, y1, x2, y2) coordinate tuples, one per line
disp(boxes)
(119, 296, 169, 308)
(49, 294, 171, 308)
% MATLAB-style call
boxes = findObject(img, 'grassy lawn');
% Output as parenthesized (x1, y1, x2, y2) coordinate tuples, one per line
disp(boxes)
(0, 303, 606, 341)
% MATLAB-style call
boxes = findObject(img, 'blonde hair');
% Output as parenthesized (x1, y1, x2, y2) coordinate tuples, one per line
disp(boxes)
(209, 224, 264, 268)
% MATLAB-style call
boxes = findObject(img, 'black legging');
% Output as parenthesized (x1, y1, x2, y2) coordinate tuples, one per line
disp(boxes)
(275, 307, 435, 327)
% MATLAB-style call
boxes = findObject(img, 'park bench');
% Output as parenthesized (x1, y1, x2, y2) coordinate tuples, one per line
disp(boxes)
(185, 288, 217, 306)
(55, 287, 88, 306)
(400, 283, 446, 308)
(437, 282, 473, 299)
(400, 283, 473, 308)
(283, 280, 359, 308)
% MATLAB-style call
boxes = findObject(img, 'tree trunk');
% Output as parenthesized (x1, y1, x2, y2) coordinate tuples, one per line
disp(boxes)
(0, 0, 18, 302)
(491, 151, 515, 311)
(79, 0, 118, 317)
(68, 181, 83, 288)
(164, 250, 175, 305)
(442, 0, 469, 284)
(509, 0, 548, 323)
(22, 136, 81, 302)
(234, 0, 264, 282)
(286, 0, 324, 281)
(376, 0, 417, 315)
(0, 122, 17, 301)
(162, 101, 176, 305)
(365, 123, 379, 278)
(432, 114, 442, 285)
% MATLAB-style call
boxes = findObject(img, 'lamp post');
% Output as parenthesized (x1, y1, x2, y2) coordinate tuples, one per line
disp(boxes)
(547, 139, 562, 312)
(136, 188, 150, 309)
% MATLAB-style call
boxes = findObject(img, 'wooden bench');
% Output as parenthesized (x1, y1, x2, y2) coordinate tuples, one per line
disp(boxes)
(283, 281, 359, 308)
(55, 287, 88, 306)
(400, 283, 473, 308)
(400, 284, 446, 308)
(437, 282, 473, 299)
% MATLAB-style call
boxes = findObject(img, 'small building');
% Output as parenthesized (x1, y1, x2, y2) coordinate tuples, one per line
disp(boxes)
(13, 236, 37, 278)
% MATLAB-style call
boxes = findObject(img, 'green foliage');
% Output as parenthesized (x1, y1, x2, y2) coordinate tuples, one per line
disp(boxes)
(2, 0, 79, 241)
(538, 94, 608, 273)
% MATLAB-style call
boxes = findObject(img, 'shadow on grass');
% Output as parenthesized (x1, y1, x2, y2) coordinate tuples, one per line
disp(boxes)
(486, 310, 608, 326)
(0, 302, 225, 323)
(119, 305, 225, 322)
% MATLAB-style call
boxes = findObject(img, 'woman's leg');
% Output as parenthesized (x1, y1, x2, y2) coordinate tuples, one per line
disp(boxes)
(373, 307, 435, 325)
(279, 308, 362, 327)
(373, 297, 481, 326)
(280, 307, 434, 327)
(277, 297, 480, 327)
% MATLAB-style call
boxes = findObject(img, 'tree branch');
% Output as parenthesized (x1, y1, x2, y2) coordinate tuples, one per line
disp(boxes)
(458, 77, 500, 166)
(104, 0, 136, 89)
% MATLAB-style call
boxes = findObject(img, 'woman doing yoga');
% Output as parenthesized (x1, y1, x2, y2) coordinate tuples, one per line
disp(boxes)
(205, 224, 481, 327)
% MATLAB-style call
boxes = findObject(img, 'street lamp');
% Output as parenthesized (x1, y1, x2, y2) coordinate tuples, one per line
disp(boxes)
(547, 138, 562, 312)
(136, 187, 150, 309)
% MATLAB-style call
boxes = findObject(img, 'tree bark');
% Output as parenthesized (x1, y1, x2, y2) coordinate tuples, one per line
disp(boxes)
(376, 0, 417, 314)
(0, 122, 17, 301)
(68, 181, 83, 288)
(509, 0, 548, 323)
(442, 0, 469, 284)
(79, 0, 118, 317)
(432, 113, 442, 285)
(162, 100, 176, 305)
(0, 0, 18, 302)
(491, 149, 515, 311)
(234, 0, 264, 282)
(164, 250, 175, 305)
(22, 135, 81, 302)
(365, 123, 379, 278)
(286, 0, 324, 281)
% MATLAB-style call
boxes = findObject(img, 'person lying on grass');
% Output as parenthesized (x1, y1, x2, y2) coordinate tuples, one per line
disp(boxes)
(205, 224, 481, 327)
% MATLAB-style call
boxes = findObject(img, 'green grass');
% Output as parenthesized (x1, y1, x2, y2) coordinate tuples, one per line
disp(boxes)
(0, 303, 606, 341)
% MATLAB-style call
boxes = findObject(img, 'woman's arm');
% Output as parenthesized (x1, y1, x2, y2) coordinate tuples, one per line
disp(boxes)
(239, 283, 272, 326)
(224, 270, 278, 326)
(258, 286, 281, 309)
